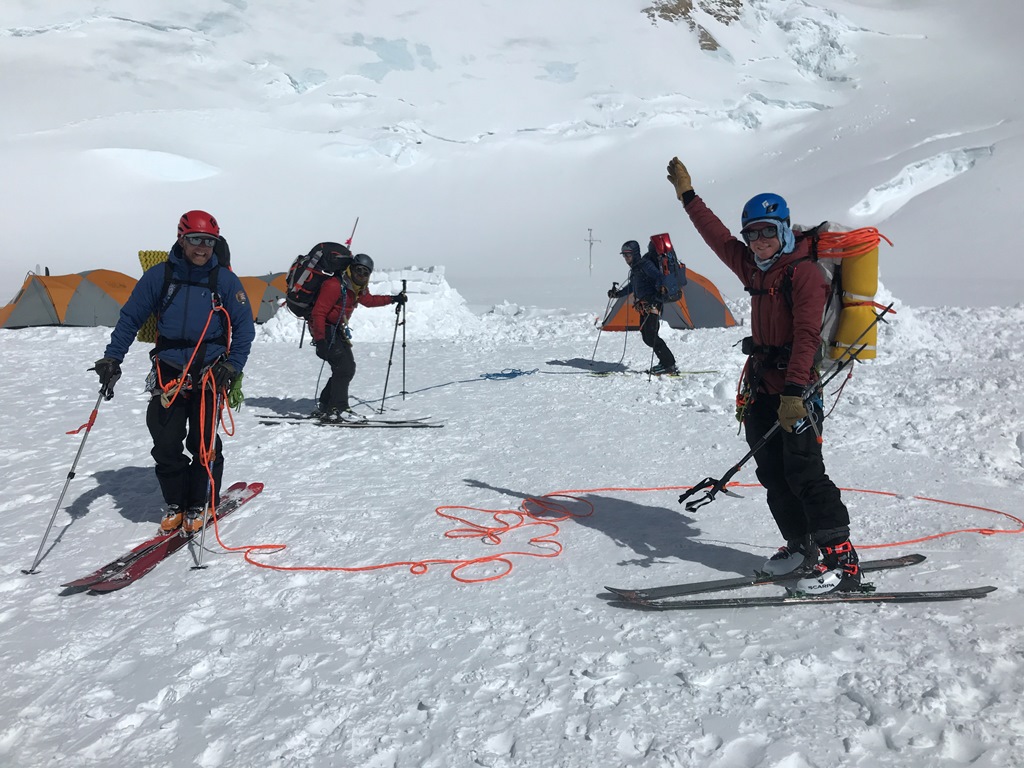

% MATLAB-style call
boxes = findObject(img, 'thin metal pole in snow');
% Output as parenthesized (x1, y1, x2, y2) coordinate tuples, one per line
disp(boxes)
(23, 393, 105, 575)
(584, 229, 601, 276)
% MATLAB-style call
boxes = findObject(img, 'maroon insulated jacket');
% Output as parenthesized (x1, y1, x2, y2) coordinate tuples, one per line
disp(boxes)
(310, 274, 392, 344)
(684, 194, 827, 394)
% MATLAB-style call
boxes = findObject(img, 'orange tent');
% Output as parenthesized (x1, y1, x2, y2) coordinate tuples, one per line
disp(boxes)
(601, 266, 736, 331)
(238, 273, 288, 323)
(0, 270, 136, 328)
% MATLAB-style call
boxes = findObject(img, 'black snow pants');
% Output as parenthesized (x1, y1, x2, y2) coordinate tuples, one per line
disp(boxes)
(743, 392, 850, 547)
(146, 377, 223, 509)
(639, 309, 676, 369)
(318, 340, 357, 412)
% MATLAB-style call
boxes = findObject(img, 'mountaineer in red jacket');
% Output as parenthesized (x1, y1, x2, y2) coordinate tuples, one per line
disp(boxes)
(309, 253, 407, 422)
(666, 156, 859, 597)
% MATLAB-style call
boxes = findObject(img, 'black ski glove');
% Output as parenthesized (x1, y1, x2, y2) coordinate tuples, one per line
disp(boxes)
(391, 292, 407, 306)
(91, 357, 121, 400)
(314, 339, 331, 360)
(607, 287, 618, 298)
(211, 360, 238, 391)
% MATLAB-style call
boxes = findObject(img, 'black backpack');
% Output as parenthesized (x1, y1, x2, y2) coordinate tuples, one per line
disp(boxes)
(285, 242, 353, 319)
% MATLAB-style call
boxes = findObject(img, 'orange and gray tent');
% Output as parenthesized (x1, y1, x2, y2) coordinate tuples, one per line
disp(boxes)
(0, 270, 137, 328)
(238, 273, 288, 323)
(601, 266, 737, 331)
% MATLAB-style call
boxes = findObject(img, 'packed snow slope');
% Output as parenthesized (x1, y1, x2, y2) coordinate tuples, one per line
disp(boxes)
(2, 0, 1024, 310)
(1, 273, 1023, 766)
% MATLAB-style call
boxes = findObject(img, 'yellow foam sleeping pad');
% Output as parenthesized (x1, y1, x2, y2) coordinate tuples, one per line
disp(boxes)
(137, 250, 168, 343)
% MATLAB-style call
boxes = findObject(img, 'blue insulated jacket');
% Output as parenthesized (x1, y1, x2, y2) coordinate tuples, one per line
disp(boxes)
(104, 244, 255, 372)
(613, 256, 662, 303)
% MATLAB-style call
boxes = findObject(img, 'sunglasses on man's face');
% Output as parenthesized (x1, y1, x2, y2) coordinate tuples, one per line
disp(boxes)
(352, 266, 371, 277)
(184, 234, 218, 247)
(742, 225, 779, 244)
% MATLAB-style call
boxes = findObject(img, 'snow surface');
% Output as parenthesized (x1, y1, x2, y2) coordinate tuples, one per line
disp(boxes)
(2, 270, 1024, 767)
(2, 0, 1024, 310)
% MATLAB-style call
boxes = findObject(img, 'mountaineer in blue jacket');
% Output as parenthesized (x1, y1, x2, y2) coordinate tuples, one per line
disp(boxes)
(92, 210, 256, 533)
(608, 240, 678, 374)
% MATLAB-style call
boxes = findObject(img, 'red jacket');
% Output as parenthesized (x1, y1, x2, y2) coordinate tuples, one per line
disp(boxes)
(309, 274, 392, 343)
(684, 194, 826, 394)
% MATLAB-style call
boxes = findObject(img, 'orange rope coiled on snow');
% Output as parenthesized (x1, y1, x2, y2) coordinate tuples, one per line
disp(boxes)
(198, 481, 1021, 584)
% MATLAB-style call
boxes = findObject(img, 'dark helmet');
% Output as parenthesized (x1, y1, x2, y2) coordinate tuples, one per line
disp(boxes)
(620, 240, 641, 260)
(741, 193, 790, 229)
(352, 253, 374, 273)
(177, 210, 220, 239)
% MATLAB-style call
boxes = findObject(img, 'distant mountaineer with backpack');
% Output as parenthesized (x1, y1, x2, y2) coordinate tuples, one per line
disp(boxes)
(309, 253, 407, 421)
(607, 239, 682, 375)
(666, 157, 860, 597)
(92, 210, 256, 534)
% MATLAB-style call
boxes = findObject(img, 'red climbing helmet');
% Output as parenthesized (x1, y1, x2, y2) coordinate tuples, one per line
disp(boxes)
(177, 210, 220, 239)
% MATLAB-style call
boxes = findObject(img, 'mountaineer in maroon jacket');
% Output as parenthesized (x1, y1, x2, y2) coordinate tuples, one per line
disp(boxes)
(309, 253, 406, 422)
(665, 156, 859, 597)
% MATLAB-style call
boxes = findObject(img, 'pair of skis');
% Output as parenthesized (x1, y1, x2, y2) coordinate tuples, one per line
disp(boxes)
(590, 369, 719, 378)
(257, 413, 443, 429)
(604, 554, 996, 609)
(61, 481, 263, 594)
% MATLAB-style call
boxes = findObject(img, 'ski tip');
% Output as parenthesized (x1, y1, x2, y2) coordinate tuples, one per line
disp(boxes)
(603, 596, 662, 610)
(604, 587, 640, 601)
(58, 584, 92, 596)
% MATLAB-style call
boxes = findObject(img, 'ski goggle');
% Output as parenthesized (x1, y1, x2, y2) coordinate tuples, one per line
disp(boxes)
(352, 265, 371, 278)
(183, 234, 218, 247)
(741, 225, 779, 243)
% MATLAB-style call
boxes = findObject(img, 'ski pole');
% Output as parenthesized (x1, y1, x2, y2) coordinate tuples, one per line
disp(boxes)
(192, 387, 223, 570)
(642, 309, 657, 382)
(678, 303, 894, 511)
(379, 292, 403, 414)
(23, 392, 106, 575)
(590, 286, 617, 364)
(400, 279, 407, 400)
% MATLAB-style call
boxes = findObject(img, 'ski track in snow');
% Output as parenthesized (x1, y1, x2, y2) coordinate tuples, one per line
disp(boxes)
(1, 295, 1023, 767)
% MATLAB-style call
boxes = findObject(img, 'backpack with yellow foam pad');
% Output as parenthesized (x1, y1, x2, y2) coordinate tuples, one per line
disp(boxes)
(789, 223, 893, 365)
(136, 250, 169, 343)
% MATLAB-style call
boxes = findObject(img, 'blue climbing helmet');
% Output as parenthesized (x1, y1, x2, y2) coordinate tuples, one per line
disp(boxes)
(741, 193, 796, 257)
(620, 240, 641, 260)
(741, 193, 790, 229)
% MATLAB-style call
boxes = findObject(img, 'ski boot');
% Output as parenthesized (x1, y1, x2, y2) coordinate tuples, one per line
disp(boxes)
(182, 505, 209, 534)
(760, 535, 819, 577)
(160, 504, 184, 532)
(795, 540, 862, 595)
